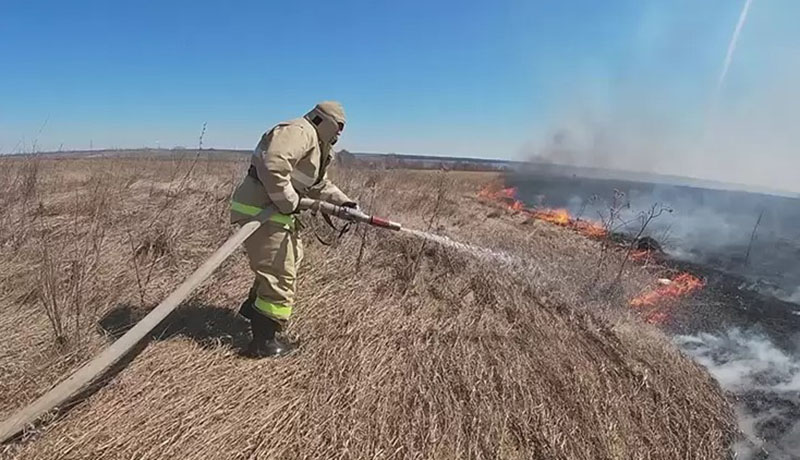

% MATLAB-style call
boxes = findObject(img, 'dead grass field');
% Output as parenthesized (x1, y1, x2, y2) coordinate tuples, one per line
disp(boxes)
(0, 154, 733, 459)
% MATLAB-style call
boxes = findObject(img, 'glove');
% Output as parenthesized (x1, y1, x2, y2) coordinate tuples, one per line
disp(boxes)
(341, 201, 359, 210)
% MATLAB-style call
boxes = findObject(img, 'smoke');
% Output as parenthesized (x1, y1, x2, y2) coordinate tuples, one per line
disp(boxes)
(521, 1, 800, 195)
(789, 288, 800, 304)
(675, 329, 800, 459)
(513, 167, 800, 452)
(676, 329, 800, 391)
(512, 3, 800, 456)
(510, 168, 800, 302)
(524, 73, 800, 194)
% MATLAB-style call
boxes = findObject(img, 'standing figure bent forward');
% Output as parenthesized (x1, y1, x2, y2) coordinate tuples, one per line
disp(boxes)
(230, 101, 356, 358)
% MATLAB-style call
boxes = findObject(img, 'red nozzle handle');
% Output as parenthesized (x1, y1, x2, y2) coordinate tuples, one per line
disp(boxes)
(369, 216, 402, 230)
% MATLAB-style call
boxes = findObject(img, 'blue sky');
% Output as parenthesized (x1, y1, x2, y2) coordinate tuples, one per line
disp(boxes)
(2, 0, 799, 188)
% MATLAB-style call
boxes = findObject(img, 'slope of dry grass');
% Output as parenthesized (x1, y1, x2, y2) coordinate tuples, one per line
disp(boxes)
(0, 155, 733, 459)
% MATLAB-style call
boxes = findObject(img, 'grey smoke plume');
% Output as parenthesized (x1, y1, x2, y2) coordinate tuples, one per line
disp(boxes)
(522, 71, 800, 195)
(510, 172, 800, 302)
(520, 2, 800, 195)
(675, 329, 800, 459)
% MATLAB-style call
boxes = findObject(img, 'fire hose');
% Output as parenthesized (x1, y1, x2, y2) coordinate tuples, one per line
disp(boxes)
(0, 199, 401, 443)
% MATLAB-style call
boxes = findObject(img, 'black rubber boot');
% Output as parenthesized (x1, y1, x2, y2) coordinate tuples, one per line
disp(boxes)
(238, 298, 255, 320)
(238, 285, 257, 320)
(243, 314, 296, 358)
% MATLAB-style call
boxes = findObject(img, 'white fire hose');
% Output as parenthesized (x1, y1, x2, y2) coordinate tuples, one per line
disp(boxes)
(0, 199, 400, 443)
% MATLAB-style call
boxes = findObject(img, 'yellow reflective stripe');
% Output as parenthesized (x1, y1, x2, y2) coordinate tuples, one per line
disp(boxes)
(230, 200, 262, 216)
(269, 213, 294, 227)
(230, 201, 295, 230)
(254, 297, 292, 320)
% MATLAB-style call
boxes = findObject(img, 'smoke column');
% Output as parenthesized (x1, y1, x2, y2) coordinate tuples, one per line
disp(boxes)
(716, 0, 754, 95)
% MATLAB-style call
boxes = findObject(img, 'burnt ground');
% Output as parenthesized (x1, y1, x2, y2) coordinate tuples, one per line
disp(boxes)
(508, 167, 800, 459)
(663, 259, 800, 459)
(663, 258, 800, 347)
(508, 168, 800, 301)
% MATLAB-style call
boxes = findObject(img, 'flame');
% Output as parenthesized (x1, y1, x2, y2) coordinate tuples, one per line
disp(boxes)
(630, 273, 705, 307)
(498, 188, 517, 200)
(644, 311, 669, 325)
(629, 273, 705, 325)
(574, 220, 608, 238)
(479, 185, 516, 200)
(532, 208, 570, 225)
(477, 184, 607, 238)
(478, 183, 705, 326)
(479, 185, 527, 211)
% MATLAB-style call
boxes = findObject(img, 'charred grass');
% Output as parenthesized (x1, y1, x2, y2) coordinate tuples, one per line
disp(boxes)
(0, 156, 733, 459)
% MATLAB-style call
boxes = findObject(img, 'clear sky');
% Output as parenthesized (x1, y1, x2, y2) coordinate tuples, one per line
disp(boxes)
(1, 1, 798, 189)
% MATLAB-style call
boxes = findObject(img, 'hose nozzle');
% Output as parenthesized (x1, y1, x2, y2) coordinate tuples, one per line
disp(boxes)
(298, 198, 402, 231)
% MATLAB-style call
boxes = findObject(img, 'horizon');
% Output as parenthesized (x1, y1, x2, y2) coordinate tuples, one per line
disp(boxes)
(2, 0, 799, 192)
(15, 146, 799, 199)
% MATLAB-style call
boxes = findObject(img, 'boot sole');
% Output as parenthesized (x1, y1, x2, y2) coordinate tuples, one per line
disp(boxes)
(239, 345, 297, 359)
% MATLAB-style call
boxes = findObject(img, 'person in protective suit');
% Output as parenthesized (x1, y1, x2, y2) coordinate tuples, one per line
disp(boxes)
(230, 101, 356, 358)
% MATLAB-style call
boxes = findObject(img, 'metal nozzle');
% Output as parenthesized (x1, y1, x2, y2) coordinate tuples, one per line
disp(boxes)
(369, 216, 402, 231)
(297, 198, 402, 231)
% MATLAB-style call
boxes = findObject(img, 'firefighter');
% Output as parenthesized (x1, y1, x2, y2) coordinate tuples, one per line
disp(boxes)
(230, 101, 356, 358)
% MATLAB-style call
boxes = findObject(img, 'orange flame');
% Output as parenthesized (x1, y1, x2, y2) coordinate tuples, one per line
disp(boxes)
(477, 184, 607, 238)
(574, 220, 608, 238)
(629, 273, 705, 324)
(532, 208, 570, 225)
(630, 273, 705, 307)
(479, 185, 527, 211)
(644, 311, 669, 325)
(479, 184, 704, 326)
(479, 185, 516, 200)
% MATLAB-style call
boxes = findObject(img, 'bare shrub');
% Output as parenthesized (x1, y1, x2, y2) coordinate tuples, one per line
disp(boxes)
(614, 203, 672, 283)
(34, 178, 109, 345)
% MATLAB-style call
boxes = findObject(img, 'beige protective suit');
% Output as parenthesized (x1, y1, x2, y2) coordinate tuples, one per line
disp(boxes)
(231, 102, 352, 323)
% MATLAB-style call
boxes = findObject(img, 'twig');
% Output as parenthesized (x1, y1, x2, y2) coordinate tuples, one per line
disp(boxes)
(744, 209, 763, 266)
(404, 172, 448, 295)
(146, 122, 207, 231)
(127, 229, 146, 308)
(614, 203, 669, 283)
(30, 116, 50, 154)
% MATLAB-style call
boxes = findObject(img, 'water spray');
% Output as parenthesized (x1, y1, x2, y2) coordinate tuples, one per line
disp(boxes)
(400, 228, 521, 265)
(297, 198, 521, 265)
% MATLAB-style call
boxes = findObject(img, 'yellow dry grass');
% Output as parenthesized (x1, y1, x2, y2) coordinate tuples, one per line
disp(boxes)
(0, 154, 733, 459)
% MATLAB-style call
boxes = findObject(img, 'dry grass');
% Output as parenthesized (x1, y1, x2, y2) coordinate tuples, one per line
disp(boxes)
(0, 156, 733, 459)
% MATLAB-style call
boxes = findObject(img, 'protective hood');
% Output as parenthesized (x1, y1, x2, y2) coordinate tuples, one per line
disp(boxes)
(304, 101, 346, 146)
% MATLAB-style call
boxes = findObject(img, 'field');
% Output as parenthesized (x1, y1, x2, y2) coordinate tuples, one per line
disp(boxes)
(0, 153, 733, 459)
